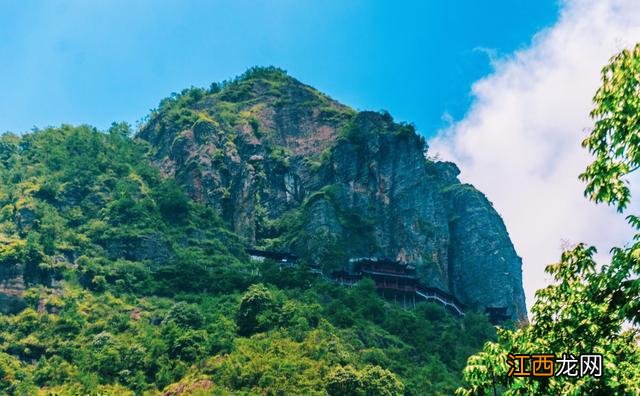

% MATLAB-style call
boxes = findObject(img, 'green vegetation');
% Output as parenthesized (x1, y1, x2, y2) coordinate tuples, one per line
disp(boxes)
(457, 44, 640, 395)
(0, 123, 248, 297)
(145, 66, 354, 147)
(267, 146, 292, 173)
(258, 184, 378, 272)
(0, 122, 494, 394)
(337, 111, 426, 154)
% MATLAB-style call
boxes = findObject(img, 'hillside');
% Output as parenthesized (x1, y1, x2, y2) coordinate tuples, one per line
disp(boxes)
(0, 67, 524, 394)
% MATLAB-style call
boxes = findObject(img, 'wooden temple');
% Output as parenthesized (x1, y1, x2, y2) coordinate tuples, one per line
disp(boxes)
(331, 257, 465, 316)
(246, 250, 516, 322)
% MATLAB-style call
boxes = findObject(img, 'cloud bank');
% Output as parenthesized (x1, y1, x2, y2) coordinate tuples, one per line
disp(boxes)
(429, 0, 640, 312)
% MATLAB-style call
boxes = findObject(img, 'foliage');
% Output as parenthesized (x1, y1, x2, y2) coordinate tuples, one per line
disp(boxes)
(268, 146, 292, 173)
(163, 302, 203, 328)
(325, 364, 404, 396)
(236, 283, 276, 336)
(580, 43, 640, 211)
(0, 124, 247, 296)
(0, 277, 494, 394)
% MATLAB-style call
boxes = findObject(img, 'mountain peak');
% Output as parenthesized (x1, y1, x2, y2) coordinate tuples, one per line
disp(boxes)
(233, 66, 291, 84)
(140, 67, 355, 161)
(211, 66, 317, 104)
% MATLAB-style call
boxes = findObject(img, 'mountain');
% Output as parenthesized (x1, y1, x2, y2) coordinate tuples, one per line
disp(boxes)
(0, 67, 523, 394)
(139, 67, 527, 321)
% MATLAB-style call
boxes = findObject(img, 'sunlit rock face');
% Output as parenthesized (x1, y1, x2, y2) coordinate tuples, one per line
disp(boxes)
(139, 68, 527, 320)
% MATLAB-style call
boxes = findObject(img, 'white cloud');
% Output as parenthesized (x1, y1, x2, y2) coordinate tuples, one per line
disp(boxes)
(429, 0, 640, 313)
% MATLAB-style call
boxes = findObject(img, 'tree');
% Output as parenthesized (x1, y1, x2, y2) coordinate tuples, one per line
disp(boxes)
(154, 180, 189, 222)
(359, 365, 405, 396)
(324, 364, 404, 396)
(236, 283, 277, 336)
(325, 365, 362, 396)
(580, 44, 640, 212)
(163, 302, 203, 329)
(169, 330, 207, 361)
(456, 44, 640, 395)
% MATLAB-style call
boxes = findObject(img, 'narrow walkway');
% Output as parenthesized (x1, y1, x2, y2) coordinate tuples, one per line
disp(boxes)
(415, 287, 464, 316)
(247, 250, 466, 316)
(330, 275, 465, 316)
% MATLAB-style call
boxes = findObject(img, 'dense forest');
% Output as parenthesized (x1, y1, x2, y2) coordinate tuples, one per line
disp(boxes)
(0, 123, 496, 394)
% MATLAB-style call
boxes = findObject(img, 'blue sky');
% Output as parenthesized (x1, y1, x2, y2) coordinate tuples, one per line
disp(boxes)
(0, 0, 558, 136)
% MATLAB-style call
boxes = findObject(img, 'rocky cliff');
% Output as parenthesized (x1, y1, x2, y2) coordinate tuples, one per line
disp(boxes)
(139, 67, 527, 320)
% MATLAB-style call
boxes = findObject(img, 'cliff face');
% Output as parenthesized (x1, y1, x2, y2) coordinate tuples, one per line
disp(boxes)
(139, 68, 353, 242)
(438, 164, 527, 319)
(139, 67, 527, 320)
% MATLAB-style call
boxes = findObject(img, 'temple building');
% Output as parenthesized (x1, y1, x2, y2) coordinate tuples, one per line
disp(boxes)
(246, 250, 515, 323)
(331, 257, 465, 316)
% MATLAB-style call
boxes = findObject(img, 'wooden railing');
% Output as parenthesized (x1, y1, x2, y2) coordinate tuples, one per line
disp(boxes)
(415, 287, 464, 316)
(331, 274, 465, 316)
